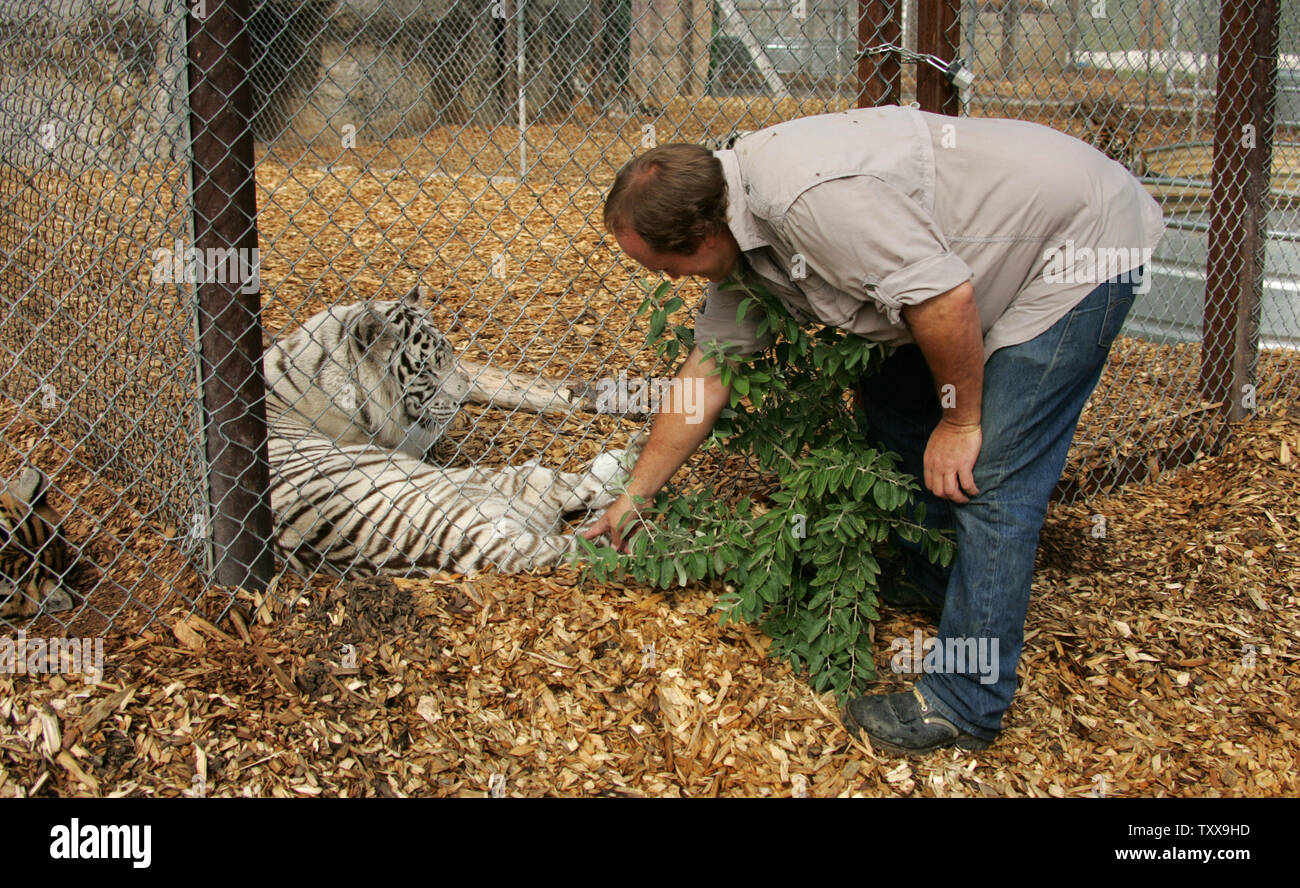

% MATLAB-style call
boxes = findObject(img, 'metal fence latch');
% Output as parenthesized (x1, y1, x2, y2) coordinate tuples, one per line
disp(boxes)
(859, 43, 977, 94)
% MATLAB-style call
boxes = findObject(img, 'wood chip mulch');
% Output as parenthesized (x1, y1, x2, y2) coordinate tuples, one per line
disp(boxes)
(2, 99, 1297, 796)
(2, 397, 1296, 797)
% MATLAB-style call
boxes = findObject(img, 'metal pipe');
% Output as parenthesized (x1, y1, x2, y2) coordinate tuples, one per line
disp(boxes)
(1159, 215, 1300, 243)
(916, 0, 959, 115)
(185, 0, 274, 591)
(857, 0, 901, 107)
(1202, 0, 1279, 420)
(1138, 139, 1298, 154)
(518, 0, 527, 177)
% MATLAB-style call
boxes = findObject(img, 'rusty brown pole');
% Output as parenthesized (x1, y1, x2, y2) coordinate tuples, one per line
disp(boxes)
(917, 0, 960, 115)
(858, 0, 901, 107)
(1201, 0, 1278, 421)
(186, 0, 274, 591)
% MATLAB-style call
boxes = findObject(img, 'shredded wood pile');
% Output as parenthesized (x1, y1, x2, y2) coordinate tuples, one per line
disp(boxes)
(1, 396, 1295, 797)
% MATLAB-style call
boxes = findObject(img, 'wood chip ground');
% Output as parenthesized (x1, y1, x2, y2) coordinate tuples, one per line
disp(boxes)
(2, 396, 1296, 797)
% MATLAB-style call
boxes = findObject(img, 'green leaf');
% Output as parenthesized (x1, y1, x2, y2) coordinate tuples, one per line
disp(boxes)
(803, 617, 827, 644)
(649, 310, 667, 341)
(692, 551, 709, 578)
(832, 609, 852, 636)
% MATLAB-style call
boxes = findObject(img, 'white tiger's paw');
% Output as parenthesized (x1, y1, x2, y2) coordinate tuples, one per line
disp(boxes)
(580, 448, 637, 514)
(624, 430, 647, 464)
(587, 450, 629, 488)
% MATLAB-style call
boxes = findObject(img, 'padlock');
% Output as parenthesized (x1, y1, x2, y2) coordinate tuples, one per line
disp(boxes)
(946, 58, 975, 92)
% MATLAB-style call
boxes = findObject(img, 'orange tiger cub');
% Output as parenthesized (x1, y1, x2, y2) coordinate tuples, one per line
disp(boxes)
(0, 467, 76, 618)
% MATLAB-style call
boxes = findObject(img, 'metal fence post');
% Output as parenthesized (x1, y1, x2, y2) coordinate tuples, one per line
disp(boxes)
(858, 0, 901, 107)
(186, 0, 274, 591)
(1202, 0, 1279, 421)
(917, 0, 960, 115)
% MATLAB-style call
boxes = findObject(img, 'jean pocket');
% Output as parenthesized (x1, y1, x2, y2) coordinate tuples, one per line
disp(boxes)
(1097, 280, 1136, 349)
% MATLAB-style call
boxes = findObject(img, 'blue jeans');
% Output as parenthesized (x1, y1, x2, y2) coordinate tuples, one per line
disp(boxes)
(860, 274, 1137, 738)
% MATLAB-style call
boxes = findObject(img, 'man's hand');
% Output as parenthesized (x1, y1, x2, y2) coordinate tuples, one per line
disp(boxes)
(581, 493, 645, 552)
(924, 418, 982, 504)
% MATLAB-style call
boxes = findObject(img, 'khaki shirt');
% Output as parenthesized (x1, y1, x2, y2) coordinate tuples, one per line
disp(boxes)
(695, 106, 1166, 361)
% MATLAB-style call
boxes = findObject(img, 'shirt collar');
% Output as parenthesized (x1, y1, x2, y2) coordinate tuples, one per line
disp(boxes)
(715, 149, 769, 252)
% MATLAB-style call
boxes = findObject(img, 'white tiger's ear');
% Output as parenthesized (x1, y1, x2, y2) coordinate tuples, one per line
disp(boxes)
(350, 303, 390, 352)
(404, 286, 424, 306)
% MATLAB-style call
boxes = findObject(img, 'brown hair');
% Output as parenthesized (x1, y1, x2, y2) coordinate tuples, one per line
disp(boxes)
(603, 144, 728, 255)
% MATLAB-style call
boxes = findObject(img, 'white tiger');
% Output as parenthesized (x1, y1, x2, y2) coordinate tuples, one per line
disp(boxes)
(266, 288, 636, 576)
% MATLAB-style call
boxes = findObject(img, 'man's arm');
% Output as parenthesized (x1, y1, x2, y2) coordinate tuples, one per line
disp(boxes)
(582, 345, 731, 550)
(900, 280, 984, 504)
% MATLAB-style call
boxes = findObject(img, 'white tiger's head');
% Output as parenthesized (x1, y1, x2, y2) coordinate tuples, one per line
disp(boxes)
(353, 288, 469, 431)
(267, 287, 471, 457)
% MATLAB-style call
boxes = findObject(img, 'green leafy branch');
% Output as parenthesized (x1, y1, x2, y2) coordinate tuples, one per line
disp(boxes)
(577, 274, 954, 701)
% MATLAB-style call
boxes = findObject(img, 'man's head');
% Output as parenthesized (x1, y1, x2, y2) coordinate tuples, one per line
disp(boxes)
(604, 144, 740, 283)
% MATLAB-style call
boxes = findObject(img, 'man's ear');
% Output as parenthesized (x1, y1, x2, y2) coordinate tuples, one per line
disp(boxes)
(699, 228, 733, 252)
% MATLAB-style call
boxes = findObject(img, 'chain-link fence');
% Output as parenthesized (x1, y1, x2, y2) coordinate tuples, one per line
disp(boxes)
(1, 0, 201, 636)
(1, 0, 1296, 635)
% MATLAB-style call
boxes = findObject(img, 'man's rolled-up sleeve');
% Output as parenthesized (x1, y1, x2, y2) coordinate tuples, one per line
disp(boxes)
(693, 281, 775, 358)
(782, 176, 973, 328)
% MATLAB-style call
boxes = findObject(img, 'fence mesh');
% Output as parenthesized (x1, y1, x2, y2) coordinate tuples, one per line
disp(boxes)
(0, 0, 202, 634)
(1, 0, 1297, 634)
